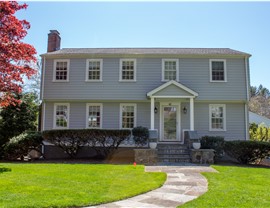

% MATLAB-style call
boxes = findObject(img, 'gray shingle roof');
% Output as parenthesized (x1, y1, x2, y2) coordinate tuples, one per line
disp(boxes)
(42, 48, 250, 56)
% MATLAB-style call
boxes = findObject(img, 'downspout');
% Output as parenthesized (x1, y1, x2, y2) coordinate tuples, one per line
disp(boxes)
(245, 56, 250, 140)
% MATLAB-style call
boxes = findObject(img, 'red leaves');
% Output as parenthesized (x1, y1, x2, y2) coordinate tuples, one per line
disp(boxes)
(0, 1, 37, 107)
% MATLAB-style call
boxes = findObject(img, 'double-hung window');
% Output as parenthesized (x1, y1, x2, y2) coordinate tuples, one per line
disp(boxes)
(53, 59, 70, 82)
(210, 59, 227, 82)
(120, 104, 136, 129)
(209, 104, 226, 131)
(119, 59, 136, 81)
(86, 59, 102, 81)
(162, 59, 179, 81)
(86, 103, 102, 128)
(54, 103, 70, 129)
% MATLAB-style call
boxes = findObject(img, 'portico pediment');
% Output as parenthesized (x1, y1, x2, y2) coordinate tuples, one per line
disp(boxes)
(147, 80, 198, 98)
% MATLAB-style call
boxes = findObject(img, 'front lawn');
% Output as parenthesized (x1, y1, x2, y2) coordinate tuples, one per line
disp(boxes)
(181, 165, 270, 208)
(0, 163, 166, 208)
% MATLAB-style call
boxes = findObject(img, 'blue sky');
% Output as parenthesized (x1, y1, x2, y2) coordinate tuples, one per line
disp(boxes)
(17, 1, 270, 89)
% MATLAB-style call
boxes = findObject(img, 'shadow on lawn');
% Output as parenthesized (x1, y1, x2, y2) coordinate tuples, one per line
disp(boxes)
(0, 167, 11, 174)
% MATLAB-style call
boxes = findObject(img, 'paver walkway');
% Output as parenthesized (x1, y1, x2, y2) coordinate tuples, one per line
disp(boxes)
(88, 165, 217, 208)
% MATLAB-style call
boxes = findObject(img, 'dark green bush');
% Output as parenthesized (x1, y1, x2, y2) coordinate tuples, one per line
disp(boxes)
(224, 140, 270, 164)
(3, 132, 43, 160)
(201, 136, 225, 158)
(132, 126, 149, 147)
(42, 129, 131, 158)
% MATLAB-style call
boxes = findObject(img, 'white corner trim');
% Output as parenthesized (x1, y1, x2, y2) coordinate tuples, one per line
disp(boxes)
(41, 57, 45, 100)
(42, 102, 46, 131)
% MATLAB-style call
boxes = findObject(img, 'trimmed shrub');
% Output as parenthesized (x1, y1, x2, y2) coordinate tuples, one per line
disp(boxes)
(224, 140, 270, 164)
(132, 126, 149, 147)
(42, 129, 131, 158)
(3, 132, 43, 160)
(201, 136, 225, 158)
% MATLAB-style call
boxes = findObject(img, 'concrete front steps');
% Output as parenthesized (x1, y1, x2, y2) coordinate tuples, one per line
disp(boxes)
(157, 143, 191, 163)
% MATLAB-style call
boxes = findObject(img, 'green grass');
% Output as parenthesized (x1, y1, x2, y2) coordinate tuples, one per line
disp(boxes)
(181, 165, 270, 208)
(0, 163, 166, 208)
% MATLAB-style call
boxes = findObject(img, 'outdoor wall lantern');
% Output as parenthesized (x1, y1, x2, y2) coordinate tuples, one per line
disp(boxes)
(154, 107, 158, 114)
(183, 106, 187, 114)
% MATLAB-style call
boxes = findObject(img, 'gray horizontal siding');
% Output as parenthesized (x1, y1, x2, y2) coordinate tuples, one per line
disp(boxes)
(194, 103, 246, 140)
(43, 101, 246, 141)
(44, 102, 151, 130)
(43, 57, 247, 101)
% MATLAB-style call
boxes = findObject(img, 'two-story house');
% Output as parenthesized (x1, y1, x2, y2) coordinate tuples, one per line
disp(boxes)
(41, 30, 251, 157)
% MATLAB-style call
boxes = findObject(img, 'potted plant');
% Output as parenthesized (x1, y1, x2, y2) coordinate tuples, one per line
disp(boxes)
(149, 138, 157, 149)
(132, 126, 149, 147)
(192, 138, 201, 149)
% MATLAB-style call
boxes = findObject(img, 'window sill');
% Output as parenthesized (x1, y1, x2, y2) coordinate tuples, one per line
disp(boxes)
(52, 80, 69, 83)
(85, 80, 103, 82)
(119, 80, 137, 83)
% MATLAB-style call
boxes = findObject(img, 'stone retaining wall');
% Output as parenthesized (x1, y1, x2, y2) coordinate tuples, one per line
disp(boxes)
(134, 149, 157, 165)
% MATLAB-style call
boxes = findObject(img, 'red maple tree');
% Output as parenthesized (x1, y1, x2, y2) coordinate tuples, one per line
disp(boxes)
(0, 1, 37, 107)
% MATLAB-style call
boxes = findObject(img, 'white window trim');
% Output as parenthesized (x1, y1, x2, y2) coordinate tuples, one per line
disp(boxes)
(119, 103, 137, 129)
(209, 104, 226, 131)
(209, 59, 227, 82)
(53, 59, 70, 82)
(86, 103, 103, 129)
(85, 59, 103, 82)
(53, 103, 70, 129)
(162, 59, 179, 82)
(119, 59, 137, 82)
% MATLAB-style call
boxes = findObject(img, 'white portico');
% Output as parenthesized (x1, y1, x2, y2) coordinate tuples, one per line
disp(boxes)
(147, 80, 198, 142)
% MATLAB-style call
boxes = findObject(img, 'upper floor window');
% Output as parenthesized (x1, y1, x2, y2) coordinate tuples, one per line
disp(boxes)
(86, 103, 102, 128)
(120, 104, 137, 129)
(162, 59, 179, 81)
(86, 59, 103, 81)
(209, 104, 226, 131)
(210, 59, 227, 82)
(119, 59, 136, 81)
(54, 103, 70, 129)
(53, 59, 70, 82)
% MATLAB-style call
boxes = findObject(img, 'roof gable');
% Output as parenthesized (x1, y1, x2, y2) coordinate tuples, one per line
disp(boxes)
(147, 80, 198, 98)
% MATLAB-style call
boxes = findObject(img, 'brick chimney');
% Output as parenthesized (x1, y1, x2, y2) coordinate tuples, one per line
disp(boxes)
(47, 30, 61, 52)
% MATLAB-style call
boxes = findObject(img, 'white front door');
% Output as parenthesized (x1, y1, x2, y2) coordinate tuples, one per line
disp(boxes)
(160, 103, 181, 141)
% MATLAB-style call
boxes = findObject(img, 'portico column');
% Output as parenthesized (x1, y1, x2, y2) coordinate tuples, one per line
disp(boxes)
(150, 97, 155, 129)
(190, 97, 194, 130)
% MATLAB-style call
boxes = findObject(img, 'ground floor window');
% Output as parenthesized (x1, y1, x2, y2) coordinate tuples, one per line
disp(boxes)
(86, 103, 102, 128)
(120, 104, 136, 129)
(209, 104, 226, 131)
(54, 103, 70, 129)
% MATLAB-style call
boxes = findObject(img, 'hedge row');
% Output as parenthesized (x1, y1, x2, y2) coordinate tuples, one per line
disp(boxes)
(200, 136, 270, 164)
(224, 140, 270, 164)
(42, 129, 131, 158)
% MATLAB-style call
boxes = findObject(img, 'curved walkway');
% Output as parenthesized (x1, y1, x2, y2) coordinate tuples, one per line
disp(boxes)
(88, 165, 217, 208)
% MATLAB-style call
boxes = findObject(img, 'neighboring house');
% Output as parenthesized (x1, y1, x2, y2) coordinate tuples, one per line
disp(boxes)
(249, 111, 270, 127)
(40, 30, 251, 150)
